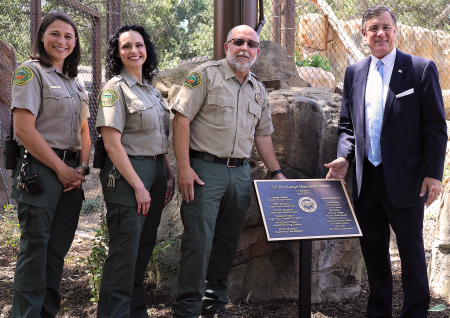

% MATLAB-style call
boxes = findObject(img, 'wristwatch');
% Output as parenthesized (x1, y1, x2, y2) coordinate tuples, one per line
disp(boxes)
(79, 163, 90, 176)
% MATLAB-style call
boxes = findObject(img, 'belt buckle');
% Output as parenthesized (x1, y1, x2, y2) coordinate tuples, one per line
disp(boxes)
(62, 150, 67, 162)
(226, 158, 236, 168)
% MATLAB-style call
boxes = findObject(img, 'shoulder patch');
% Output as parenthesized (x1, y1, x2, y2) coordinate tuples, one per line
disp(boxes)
(13, 66, 33, 86)
(100, 89, 119, 107)
(183, 71, 202, 89)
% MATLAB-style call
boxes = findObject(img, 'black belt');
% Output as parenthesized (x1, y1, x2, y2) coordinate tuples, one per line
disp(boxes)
(129, 154, 164, 161)
(189, 150, 247, 167)
(19, 147, 80, 162)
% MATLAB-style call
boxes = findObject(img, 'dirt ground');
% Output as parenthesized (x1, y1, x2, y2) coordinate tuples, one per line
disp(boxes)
(1, 236, 449, 318)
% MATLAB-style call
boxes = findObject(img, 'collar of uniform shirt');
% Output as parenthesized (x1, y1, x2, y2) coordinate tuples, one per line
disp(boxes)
(222, 58, 257, 88)
(120, 68, 150, 88)
(369, 46, 396, 74)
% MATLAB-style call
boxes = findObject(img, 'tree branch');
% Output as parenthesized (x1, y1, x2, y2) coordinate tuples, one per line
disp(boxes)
(434, 4, 450, 27)
(359, 0, 368, 10)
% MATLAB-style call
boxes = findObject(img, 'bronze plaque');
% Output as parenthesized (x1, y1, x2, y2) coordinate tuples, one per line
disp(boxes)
(254, 179, 362, 241)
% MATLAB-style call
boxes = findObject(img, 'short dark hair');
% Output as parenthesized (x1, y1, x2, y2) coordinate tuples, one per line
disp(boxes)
(105, 25, 158, 83)
(30, 11, 81, 78)
(362, 6, 397, 32)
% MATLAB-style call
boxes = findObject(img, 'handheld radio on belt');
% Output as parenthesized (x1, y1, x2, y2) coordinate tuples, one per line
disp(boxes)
(4, 113, 18, 169)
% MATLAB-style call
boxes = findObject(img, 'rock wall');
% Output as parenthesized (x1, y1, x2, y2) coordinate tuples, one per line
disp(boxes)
(155, 83, 366, 303)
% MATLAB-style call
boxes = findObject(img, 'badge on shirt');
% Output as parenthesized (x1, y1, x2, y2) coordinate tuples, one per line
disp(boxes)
(76, 82, 83, 92)
(183, 72, 202, 89)
(100, 89, 119, 107)
(13, 66, 33, 86)
(255, 92, 262, 104)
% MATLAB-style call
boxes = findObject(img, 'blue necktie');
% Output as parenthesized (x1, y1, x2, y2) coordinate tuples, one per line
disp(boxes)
(368, 60, 384, 166)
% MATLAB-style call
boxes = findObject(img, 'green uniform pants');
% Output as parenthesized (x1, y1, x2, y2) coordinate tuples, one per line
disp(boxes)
(97, 156, 167, 318)
(173, 157, 251, 318)
(11, 157, 83, 318)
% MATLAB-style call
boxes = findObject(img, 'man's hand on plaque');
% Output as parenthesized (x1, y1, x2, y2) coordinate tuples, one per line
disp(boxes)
(324, 157, 349, 183)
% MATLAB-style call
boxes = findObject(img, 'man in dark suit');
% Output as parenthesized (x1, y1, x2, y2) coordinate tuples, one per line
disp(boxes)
(325, 6, 447, 318)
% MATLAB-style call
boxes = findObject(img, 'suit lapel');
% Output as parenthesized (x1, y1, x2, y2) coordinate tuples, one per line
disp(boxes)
(383, 51, 406, 125)
(355, 57, 371, 132)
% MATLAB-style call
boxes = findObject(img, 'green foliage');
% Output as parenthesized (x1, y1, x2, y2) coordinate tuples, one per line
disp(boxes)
(0, 204, 20, 249)
(81, 196, 102, 216)
(147, 239, 181, 279)
(83, 214, 109, 303)
(122, 0, 212, 70)
(294, 51, 331, 71)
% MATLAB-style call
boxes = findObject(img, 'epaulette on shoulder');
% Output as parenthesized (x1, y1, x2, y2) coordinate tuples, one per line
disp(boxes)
(250, 72, 262, 82)
(194, 60, 221, 72)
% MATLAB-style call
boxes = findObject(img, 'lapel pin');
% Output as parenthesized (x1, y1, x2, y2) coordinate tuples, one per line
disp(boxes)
(398, 69, 402, 73)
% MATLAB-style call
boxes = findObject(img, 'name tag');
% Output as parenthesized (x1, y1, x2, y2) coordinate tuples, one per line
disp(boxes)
(50, 86, 61, 89)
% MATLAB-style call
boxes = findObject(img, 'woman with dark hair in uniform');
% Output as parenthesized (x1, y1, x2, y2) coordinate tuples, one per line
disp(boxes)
(10, 11, 90, 318)
(96, 24, 175, 318)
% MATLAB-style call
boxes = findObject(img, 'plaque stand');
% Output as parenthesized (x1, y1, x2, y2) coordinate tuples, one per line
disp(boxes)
(299, 240, 312, 318)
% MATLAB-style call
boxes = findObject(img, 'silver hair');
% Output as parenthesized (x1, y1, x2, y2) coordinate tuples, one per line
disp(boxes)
(362, 6, 397, 31)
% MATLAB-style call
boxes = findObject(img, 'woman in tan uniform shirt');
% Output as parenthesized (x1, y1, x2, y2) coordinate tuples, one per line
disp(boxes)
(95, 25, 175, 318)
(10, 11, 90, 317)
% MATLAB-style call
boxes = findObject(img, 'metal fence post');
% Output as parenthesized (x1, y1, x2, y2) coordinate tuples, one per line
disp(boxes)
(30, 0, 41, 48)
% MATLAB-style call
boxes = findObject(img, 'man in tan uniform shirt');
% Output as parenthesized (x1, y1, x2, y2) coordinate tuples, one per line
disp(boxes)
(171, 25, 286, 318)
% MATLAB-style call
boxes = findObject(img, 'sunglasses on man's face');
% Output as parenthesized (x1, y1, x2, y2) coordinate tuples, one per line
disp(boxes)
(227, 38, 260, 49)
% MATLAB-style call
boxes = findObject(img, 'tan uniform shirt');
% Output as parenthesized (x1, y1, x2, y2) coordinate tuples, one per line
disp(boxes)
(171, 59, 273, 159)
(11, 60, 90, 152)
(96, 68, 170, 156)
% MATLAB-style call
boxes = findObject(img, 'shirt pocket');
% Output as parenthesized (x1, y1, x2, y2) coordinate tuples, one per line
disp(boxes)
(246, 102, 262, 135)
(42, 88, 72, 118)
(203, 94, 235, 127)
(126, 98, 159, 131)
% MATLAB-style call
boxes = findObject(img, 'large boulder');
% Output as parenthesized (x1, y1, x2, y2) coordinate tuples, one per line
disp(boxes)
(154, 86, 366, 304)
(297, 66, 336, 90)
(250, 41, 309, 89)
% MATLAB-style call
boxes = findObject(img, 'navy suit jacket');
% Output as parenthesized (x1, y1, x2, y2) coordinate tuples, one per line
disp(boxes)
(337, 49, 447, 208)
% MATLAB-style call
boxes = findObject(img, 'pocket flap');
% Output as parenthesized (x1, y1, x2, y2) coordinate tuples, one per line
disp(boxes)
(43, 88, 71, 100)
(206, 94, 234, 106)
(128, 99, 150, 113)
(405, 154, 425, 166)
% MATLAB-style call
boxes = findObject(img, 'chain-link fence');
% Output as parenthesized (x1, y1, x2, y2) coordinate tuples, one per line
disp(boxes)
(0, 0, 449, 246)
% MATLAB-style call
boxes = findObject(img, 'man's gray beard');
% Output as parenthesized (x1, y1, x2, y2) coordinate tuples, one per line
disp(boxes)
(226, 52, 255, 72)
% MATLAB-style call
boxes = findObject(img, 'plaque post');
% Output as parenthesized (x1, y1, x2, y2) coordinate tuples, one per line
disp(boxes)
(299, 240, 312, 318)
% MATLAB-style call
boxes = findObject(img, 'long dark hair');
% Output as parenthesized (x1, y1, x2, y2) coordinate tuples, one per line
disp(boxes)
(30, 11, 81, 78)
(105, 25, 158, 83)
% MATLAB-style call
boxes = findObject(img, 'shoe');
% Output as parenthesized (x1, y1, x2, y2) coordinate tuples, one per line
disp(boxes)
(202, 308, 240, 318)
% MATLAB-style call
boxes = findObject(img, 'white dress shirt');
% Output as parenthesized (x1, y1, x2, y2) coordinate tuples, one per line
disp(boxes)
(364, 47, 397, 157)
